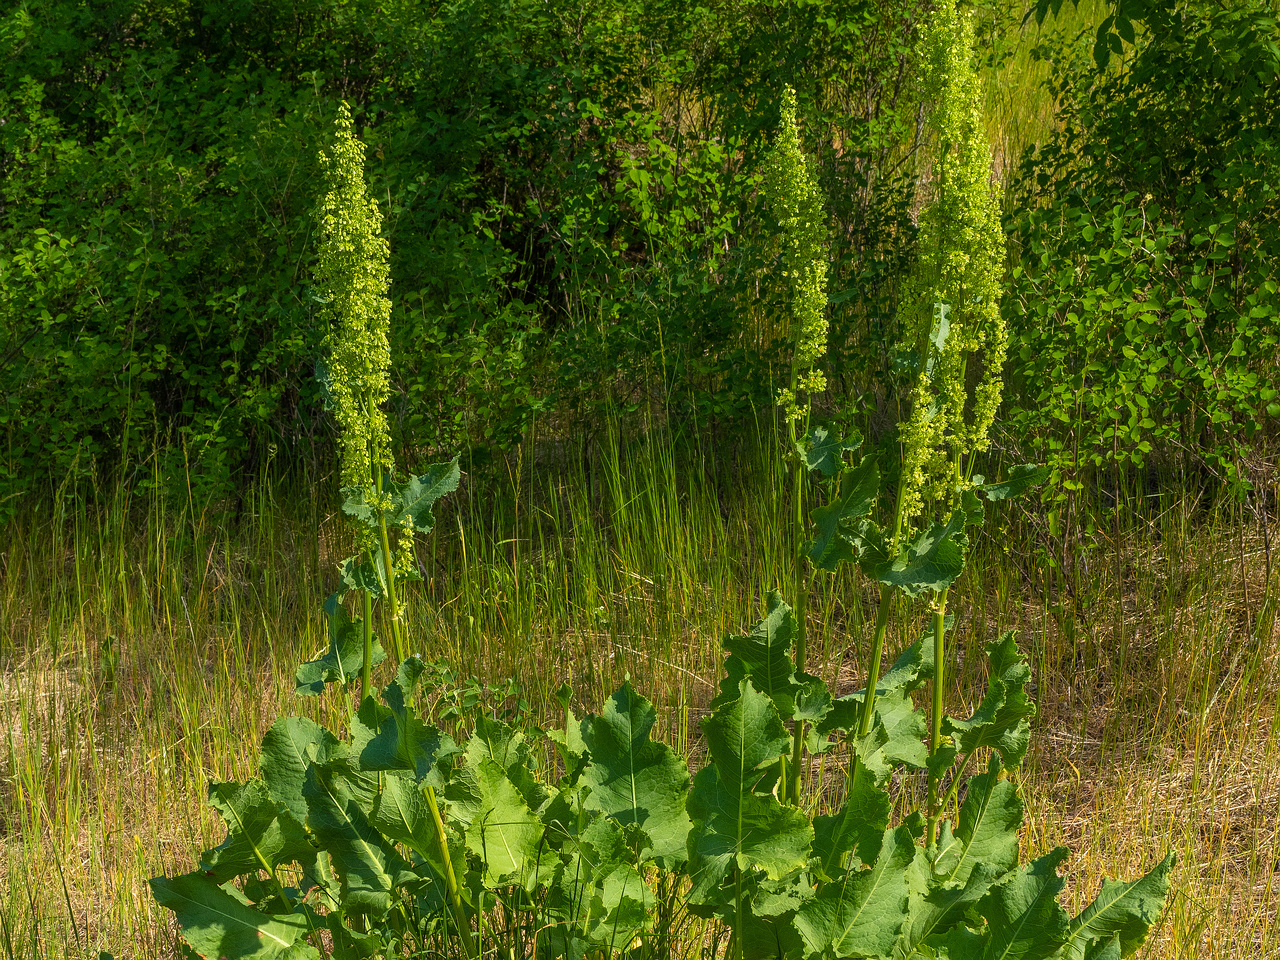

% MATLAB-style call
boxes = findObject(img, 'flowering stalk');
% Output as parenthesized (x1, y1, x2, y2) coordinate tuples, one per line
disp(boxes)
(315, 101, 406, 696)
(765, 86, 829, 806)
(903, 0, 1008, 844)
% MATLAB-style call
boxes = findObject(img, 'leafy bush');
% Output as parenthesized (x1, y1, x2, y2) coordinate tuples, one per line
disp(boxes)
(1005, 1, 1280, 502)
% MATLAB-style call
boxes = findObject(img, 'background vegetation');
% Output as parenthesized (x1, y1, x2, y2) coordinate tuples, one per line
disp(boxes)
(0, 0, 1278, 956)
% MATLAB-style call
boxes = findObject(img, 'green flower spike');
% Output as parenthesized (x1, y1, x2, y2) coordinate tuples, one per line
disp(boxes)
(898, 0, 1007, 523)
(765, 85, 829, 425)
(315, 101, 395, 494)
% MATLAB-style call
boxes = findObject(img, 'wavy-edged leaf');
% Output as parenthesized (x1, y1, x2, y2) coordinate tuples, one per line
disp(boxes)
(296, 595, 383, 695)
(687, 680, 812, 908)
(939, 848, 1071, 960)
(261, 717, 339, 826)
(466, 712, 551, 814)
(813, 765, 891, 879)
(391, 458, 461, 533)
(799, 424, 861, 477)
(809, 454, 880, 571)
(447, 756, 545, 888)
(795, 826, 919, 958)
(579, 681, 692, 869)
(977, 464, 1047, 503)
(350, 696, 457, 786)
(944, 633, 1035, 770)
(302, 755, 414, 917)
(1062, 852, 1175, 960)
(201, 779, 314, 884)
(871, 511, 968, 597)
(714, 593, 800, 718)
(149, 872, 320, 959)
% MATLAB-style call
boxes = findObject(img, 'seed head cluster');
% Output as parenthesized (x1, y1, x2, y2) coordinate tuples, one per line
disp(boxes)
(765, 86, 829, 424)
(315, 101, 395, 491)
(899, 0, 1007, 521)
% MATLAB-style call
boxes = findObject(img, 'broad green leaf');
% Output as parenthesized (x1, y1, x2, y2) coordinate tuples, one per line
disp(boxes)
(201, 779, 314, 884)
(296, 597, 383, 695)
(795, 826, 918, 958)
(739, 902, 809, 960)
(339, 555, 385, 598)
(467, 712, 551, 814)
(799, 424, 861, 477)
(813, 766, 891, 878)
(715, 592, 797, 711)
(809, 455, 880, 570)
(871, 511, 968, 597)
(687, 680, 811, 907)
(368, 773, 433, 858)
(149, 872, 320, 959)
(1062, 852, 1175, 960)
(931, 759, 1023, 886)
(944, 634, 1035, 770)
(703, 677, 791, 794)
(302, 755, 415, 917)
(940, 848, 1071, 960)
(350, 696, 456, 785)
(687, 773, 813, 905)
(448, 756, 545, 888)
(583, 862, 654, 948)
(261, 717, 339, 826)
(391, 458, 461, 533)
(579, 681, 692, 869)
(977, 465, 1047, 502)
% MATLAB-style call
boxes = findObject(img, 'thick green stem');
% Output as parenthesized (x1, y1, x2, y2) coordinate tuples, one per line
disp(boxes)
(426, 785, 476, 959)
(788, 416, 807, 806)
(370, 433, 406, 664)
(360, 585, 374, 703)
(925, 590, 950, 845)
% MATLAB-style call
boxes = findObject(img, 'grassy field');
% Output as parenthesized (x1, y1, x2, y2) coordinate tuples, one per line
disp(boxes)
(0, 430, 1275, 958)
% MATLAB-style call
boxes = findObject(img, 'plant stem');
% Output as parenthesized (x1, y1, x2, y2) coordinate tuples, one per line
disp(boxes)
(361, 585, 374, 702)
(788, 415, 807, 806)
(370, 415, 406, 664)
(925, 589, 951, 845)
(426, 785, 477, 959)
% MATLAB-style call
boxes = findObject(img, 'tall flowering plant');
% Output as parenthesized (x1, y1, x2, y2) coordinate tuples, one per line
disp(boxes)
(309, 102, 459, 700)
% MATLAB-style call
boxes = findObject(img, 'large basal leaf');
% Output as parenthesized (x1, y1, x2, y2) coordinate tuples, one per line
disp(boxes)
(1061, 852, 1175, 960)
(302, 755, 415, 917)
(936, 848, 1071, 960)
(149, 872, 320, 959)
(795, 825, 919, 958)
(870, 511, 968, 597)
(813, 766, 892, 879)
(703, 677, 791, 794)
(447, 756, 546, 888)
(579, 681, 692, 869)
(687, 680, 811, 907)
(932, 759, 1023, 886)
(296, 594, 383, 696)
(466, 712, 552, 814)
(201, 779, 314, 885)
(687, 774, 813, 905)
(944, 633, 1035, 771)
(808, 454, 880, 571)
(583, 861, 654, 949)
(261, 717, 340, 826)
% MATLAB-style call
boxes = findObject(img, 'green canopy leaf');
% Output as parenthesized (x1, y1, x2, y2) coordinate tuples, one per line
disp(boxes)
(808, 454, 880, 571)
